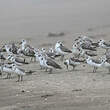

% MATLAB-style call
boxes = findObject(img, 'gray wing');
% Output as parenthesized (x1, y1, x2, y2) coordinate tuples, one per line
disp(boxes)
(85, 51, 97, 57)
(15, 58, 28, 64)
(18, 68, 25, 73)
(70, 58, 85, 62)
(60, 45, 72, 53)
(92, 59, 101, 64)
(81, 43, 97, 51)
(46, 59, 62, 69)
(103, 42, 110, 47)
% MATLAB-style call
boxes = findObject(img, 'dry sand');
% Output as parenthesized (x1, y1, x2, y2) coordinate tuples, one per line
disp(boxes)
(0, 0, 110, 110)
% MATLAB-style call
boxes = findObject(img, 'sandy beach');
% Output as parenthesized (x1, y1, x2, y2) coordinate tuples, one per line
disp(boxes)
(0, 0, 110, 110)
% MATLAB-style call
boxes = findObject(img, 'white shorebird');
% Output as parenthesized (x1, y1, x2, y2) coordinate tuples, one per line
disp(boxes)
(7, 54, 28, 66)
(11, 43, 18, 54)
(20, 39, 27, 50)
(79, 48, 97, 58)
(43, 57, 62, 73)
(55, 41, 72, 61)
(72, 44, 81, 58)
(105, 49, 110, 59)
(86, 56, 105, 73)
(0, 63, 14, 79)
(78, 40, 97, 51)
(5, 45, 12, 54)
(11, 64, 26, 82)
(36, 52, 62, 73)
(75, 35, 98, 47)
(37, 54, 47, 70)
(101, 56, 110, 73)
(98, 39, 110, 50)
(18, 45, 35, 62)
(64, 57, 85, 70)
(41, 48, 61, 59)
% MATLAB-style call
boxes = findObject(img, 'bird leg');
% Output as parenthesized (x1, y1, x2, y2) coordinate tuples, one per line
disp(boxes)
(7, 73, 11, 79)
(45, 68, 48, 72)
(16, 75, 20, 82)
(72, 65, 76, 71)
(49, 68, 52, 74)
(66, 65, 69, 70)
(30, 57, 34, 62)
(34, 57, 36, 62)
(93, 66, 97, 73)
(6, 73, 9, 79)
(93, 66, 95, 73)
(40, 65, 43, 70)
(21, 75, 23, 81)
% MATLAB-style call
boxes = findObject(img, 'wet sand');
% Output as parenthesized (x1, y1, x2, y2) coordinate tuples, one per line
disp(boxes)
(0, 0, 110, 110)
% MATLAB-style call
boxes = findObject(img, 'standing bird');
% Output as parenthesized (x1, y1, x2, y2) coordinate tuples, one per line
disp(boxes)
(101, 56, 110, 73)
(98, 39, 110, 51)
(7, 54, 28, 66)
(64, 57, 85, 70)
(11, 64, 26, 82)
(86, 56, 105, 73)
(55, 41, 72, 61)
(43, 56, 62, 73)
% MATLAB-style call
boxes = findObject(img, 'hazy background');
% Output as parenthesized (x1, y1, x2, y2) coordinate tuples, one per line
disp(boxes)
(0, 0, 110, 39)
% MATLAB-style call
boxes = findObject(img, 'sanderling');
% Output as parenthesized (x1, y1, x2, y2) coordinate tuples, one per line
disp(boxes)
(11, 64, 26, 82)
(41, 48, 61, 59)
(43, 57, 62, 73)
(5, 45, 12, 54)
(64, 57, 85, 70)
(0, 63, 14, 79)
(98, 39, 110, 50)
(55, 41, 72, 61)
(101, 56, 110, 73)
(7, 54, 28, 66)
(86, 56, 105, 73)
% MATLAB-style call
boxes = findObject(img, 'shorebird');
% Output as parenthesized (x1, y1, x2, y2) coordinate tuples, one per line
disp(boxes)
(101, 56, 110, 73)
(78, 40, 97, 51)
(17, 46, 36, 62)
(98, 39, 110, 50)
(20, 39, 27, 50)
(37, 54, 47, 70)
(79, 48, 97, 58)
(7, 54, 28, 66)
(11, 64, 26, 82)
(72, 44, 80, 58)
(0, 63, 14, 79)
(11, 43, 18, 54)
(55, 41, 72, 61)
(105, 49, 110, 59)
(86, 56, 105, 73)
(41, 48, 61, 59)
(43, 57, 62, 73)
(64, 57, 85, 70)
(5, 45, 12, 54)
(75, 35, 98, 47)
(0, 52, 6, 62)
